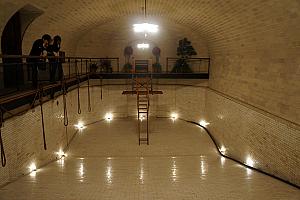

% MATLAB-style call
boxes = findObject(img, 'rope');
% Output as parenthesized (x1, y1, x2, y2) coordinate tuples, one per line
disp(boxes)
(75, 60, 81, 114)
(77, 83, 81, 114)
(38, 88, 47, 150)
(87, 74, 92, 112)
(100, 76, 103, 100)
(30, 88, 40, 108)
(86, 59, 92, 111)
(0, 108, 6, 167)
(62, 79, 68, 126)
(144, 0, 147, 18)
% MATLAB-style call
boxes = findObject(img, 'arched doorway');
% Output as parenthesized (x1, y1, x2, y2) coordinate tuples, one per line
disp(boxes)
(1, 4, 43, 88)
(1, 11, 22, 88)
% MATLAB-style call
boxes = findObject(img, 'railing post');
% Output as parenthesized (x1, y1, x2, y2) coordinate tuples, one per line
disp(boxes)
(68, 58, 71, 79)
(166, 57, 168, 73)
(80, 58, 83, 76)
(208, 58, 210, 77)
(75, 59, 78, 77)
(199, 59, 201, 73)
(117, 58, 119, 73)
(85, 60, 88, 75)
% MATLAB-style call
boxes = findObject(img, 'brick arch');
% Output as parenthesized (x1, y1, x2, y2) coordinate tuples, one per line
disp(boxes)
(0, 0, 295, 57)
(19, 0, 246, 55)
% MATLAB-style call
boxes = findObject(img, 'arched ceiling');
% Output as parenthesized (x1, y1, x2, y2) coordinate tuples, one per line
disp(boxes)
(74, 16, 209, 56)
(0, 0, 299, 55)
(17, 0, 224, 54)
(74, 16, 209, 64)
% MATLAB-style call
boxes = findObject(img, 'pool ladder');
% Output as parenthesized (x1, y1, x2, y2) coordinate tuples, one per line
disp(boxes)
(134, 77, 150, 145)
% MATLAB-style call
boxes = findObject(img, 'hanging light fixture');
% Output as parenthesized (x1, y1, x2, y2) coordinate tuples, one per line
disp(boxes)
(137, 43, 150, 49)
(134, 0, 158, 50)
(133, 0, 158, 33)
(133, 23, 159, 33)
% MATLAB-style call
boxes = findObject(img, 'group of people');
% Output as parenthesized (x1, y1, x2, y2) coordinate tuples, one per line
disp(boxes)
(27, 34, 63, 88)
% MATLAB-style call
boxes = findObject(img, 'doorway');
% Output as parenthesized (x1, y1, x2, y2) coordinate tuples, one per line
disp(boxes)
(1, 11, 23, 88)
(1, 4, 43, 89)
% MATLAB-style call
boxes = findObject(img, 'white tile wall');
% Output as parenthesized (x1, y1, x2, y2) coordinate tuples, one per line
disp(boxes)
(0, 79, 299, 188)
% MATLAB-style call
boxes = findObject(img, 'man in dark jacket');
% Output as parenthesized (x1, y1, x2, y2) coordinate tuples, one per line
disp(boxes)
(48, 35, 63, 83)
(27, 34, 51, 88)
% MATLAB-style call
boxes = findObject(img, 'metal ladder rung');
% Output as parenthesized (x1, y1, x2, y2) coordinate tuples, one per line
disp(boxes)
(138, 106, 148, 108)
(138, 108, 148, 111)
(139, 138, 148, 141)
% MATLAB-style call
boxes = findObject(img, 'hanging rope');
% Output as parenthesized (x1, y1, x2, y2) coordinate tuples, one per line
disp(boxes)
(62, 78, 68, 126)
(0, 108, 6, 167)
(100, 76, 103, 100)
(77, 85, 81, 114)
(87, 73, 92, 112)
(65, 126, 69, 147)
(30, 88, 40, 108)
(144, 0, 147, 18)
(38, 88, 47, 150)
(75, 60, 81, 114)
(80, 58, 83, 74)
(86, 59, 91, 112)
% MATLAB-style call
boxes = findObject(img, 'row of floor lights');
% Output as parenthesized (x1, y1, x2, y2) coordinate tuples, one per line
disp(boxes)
(169, 113, 256, 171)
(218, 143, 255, 172)
(28, 113, 115, 175)
(74, 113, 114, 131)
(28, 113, 255, 175)
(45, 117, 253, 177)
(169, 113, 211, 127)
(29, 148, 68, 175)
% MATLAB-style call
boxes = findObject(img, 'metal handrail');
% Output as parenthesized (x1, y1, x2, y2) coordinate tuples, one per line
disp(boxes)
(166, 57, 210, 73)
(0, 54, 119, 60)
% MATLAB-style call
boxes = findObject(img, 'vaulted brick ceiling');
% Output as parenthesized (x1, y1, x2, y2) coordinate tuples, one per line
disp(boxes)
(1, 0, 299, 55)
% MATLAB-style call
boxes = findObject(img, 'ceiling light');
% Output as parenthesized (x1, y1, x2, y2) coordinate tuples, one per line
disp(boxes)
(133, 23, 158, 33)
(137, 43, 149, 49)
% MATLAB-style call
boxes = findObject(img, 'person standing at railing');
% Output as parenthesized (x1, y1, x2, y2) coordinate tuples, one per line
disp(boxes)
(48, 35, 62, 83)
(27, 34, 52, 88)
